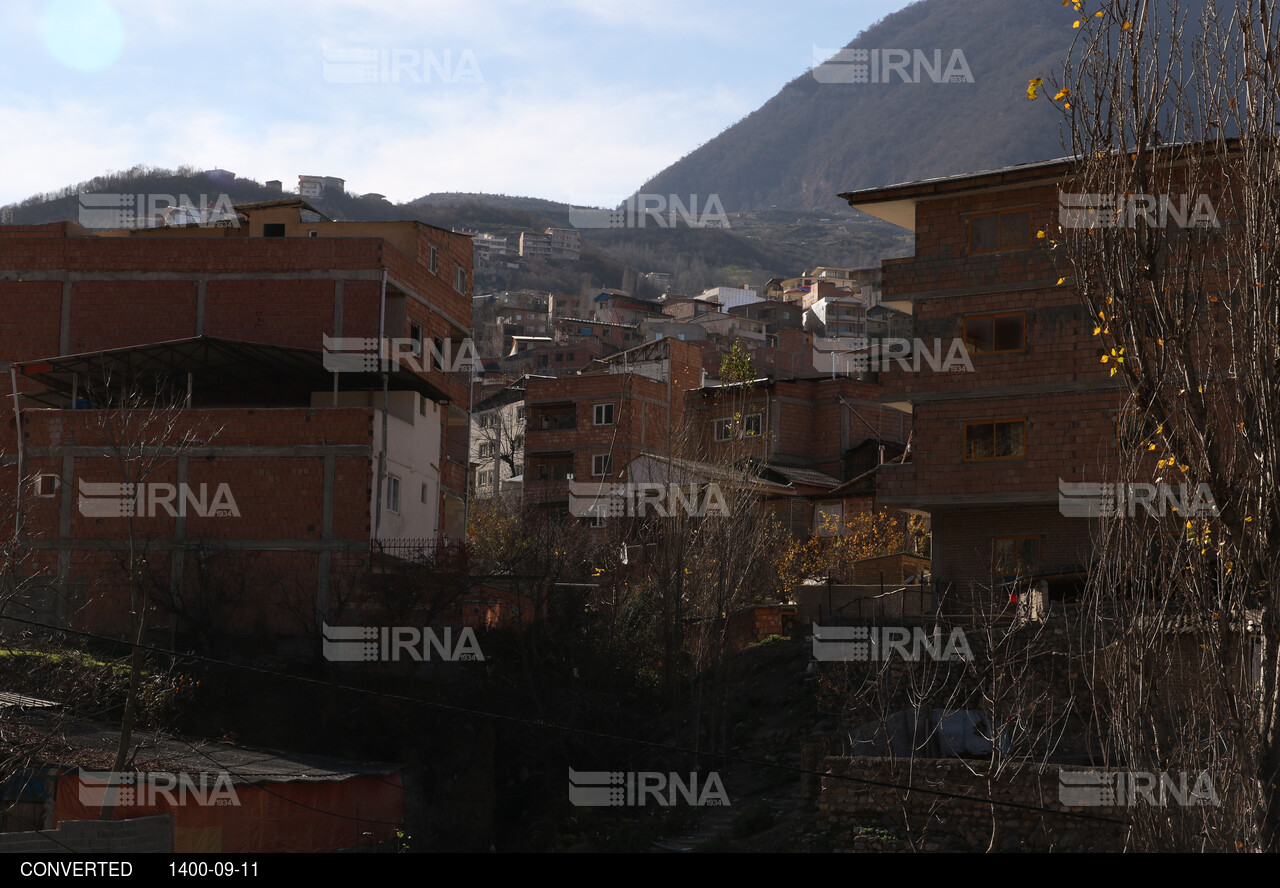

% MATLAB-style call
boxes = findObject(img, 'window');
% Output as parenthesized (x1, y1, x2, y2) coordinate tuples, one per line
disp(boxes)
(429, 245, 438, 273)
(592, 454, 612, 476)
(587, 512, 607, 529)
(421, 482, 429, 504)
(593, 403, 615, 426)
(262, 223, 285, 238)
(716, 415, 761, 440)
(386, 475, 401, 513)
(993, 536, 1040, 577)
(410, 323, 423, 355)
(308, 230, 318, 237)
(516, 406, 525, 420)
(479, 442, 494, 458)
(479, 413, 495, 428)
(454, 266, 467, 294)
(968, 209, 1031, 253)
(477, 470, 492, 488)
(963, 419, 1026, 460)
(963, 312, 1025, 354)
(432, 337, 445, 371)
(33, 474, 58, 498)
(420, 395, 428, 416)
(814, 502, 843, 534)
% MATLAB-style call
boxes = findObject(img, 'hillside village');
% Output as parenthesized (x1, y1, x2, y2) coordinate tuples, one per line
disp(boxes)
(1, 0, 1278, 860)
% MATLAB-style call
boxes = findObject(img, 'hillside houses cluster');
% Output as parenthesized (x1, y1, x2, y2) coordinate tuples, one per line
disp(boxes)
(0, 165, 1151, 656)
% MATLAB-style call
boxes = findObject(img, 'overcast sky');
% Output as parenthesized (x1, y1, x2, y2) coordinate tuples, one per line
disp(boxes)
(0, 0, 918, 207)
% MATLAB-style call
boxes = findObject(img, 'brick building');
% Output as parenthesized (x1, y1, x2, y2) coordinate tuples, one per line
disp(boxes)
(840, 157, 1119, 604)
(522, 337, 704, 510)
(0, 200, 474, 643)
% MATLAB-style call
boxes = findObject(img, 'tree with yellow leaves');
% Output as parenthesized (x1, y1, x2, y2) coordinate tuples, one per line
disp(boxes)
(1028, 0, 1280, 851)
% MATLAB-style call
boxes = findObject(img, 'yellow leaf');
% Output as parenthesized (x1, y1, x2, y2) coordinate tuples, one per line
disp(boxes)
(1122, 21, 1132, 29)
(1095, 10, 1103, 16)
(1036, 230, 1046, 238)
(1027, 77, 1043, 99)
(1093, 326, 1101, 335)
(1073, 20, 1082, 28)
(1100, 354, 1110, 362)
(1053, 88, 1071, 101)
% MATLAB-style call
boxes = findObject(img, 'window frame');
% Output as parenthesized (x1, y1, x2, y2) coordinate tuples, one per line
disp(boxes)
(968, 208, 1032, 254)
(993, 535, 1041, 577)
(962, 311, 1026, 355)
(429, 245, 439, 274)
(386, 475, 401, 514)
(592, 453, 613, 477)
(962, 418, 1027, 461)
(593, 403, 615, 426)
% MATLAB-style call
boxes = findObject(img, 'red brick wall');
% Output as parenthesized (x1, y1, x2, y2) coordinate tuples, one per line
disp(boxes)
(1, 407, 375, 637)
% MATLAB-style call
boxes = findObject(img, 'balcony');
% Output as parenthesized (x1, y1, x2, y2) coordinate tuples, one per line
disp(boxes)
(533, 413, 577, 431)
(370, 537, 468, 571)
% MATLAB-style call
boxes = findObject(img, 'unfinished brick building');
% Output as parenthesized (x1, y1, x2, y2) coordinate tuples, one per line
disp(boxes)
(0, 200, 473, 646)
(521, 334, 911, 537)
(841, 158, 1119, 604)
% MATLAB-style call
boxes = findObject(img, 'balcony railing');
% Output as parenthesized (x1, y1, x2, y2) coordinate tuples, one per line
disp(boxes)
(371, 538, 468, 570)
(532, 414, 577, 431)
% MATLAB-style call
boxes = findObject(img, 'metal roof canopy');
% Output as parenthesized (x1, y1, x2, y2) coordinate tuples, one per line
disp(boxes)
(12, 336, 455, 408)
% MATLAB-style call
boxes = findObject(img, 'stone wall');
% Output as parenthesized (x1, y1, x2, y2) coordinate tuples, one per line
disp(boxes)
(817, 756, 1127, 852)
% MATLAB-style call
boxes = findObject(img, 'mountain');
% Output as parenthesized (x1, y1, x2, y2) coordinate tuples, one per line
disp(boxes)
(637, 0, 1087, 211)
(0, 169, 909, 297)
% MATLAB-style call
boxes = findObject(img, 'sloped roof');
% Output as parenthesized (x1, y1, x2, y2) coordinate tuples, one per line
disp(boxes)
(7, 709, 399, 784)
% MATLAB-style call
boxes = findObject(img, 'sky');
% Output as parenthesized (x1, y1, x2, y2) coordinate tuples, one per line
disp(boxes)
(0, 0, 918, 208)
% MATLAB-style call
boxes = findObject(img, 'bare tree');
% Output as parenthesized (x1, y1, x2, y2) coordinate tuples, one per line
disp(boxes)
(1036, 0, 1280, 849)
